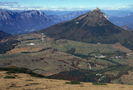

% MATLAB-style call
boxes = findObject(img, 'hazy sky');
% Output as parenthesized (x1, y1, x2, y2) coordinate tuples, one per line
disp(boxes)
(0, 0, 133, 11)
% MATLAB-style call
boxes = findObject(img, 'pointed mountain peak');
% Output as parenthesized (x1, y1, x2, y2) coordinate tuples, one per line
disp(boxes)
(76, 8, 108, 26)
(93, 8, 101, 11)
(77, 8, 108, 22)
(90, 8, 108, 20)
(89, 8, 102, 13)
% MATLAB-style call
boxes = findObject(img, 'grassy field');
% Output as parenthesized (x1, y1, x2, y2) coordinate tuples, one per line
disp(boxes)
(52, 40, 125, 55)
(1, 71, 133, 90)
(0, 33, 133, 84)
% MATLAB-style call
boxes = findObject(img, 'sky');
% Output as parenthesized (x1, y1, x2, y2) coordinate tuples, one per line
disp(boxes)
(0, 0, 133, 11)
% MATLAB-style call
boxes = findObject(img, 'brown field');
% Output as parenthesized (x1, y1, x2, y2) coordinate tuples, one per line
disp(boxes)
(0, 71, 133, 90)
(112, 42, 132, 53)
(5, 47, 42, 54)
(121, 71, 133, 84)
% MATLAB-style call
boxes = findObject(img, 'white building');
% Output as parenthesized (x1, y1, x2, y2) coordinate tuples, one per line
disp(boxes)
(26, 43, 35, 46)
(95, 55, 106, 58)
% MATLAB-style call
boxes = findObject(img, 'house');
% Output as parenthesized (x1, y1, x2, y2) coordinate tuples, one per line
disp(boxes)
(110, 57, 114, 59)
(26, 43, 35, 46)
(96, 73, 102, 76)
(115, 56, 123, 59)
(95, 55, 106, 58)
(97, 43, 101, 45)
(110, 56, 123, 59)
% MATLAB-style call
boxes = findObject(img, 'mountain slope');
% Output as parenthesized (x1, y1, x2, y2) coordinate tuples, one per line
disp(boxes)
(121, 25, 133, 31)
(0, 30, 12, 39)
(38, 8, 133, 50)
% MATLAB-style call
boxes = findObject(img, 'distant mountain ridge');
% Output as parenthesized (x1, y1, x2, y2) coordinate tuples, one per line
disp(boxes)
(37, 8, 133, 50)
(0, 10, 52, 35)
(0, 10, 87, 35)
(109, 13, 133, 29)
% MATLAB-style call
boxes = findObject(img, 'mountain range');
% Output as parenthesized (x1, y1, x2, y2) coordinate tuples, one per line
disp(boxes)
(0, 10, 52, 35)
(1, 9, 133, 35)
(0, 10, 87, 35)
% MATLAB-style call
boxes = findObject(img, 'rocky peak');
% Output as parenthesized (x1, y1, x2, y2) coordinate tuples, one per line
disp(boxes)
(89, 8, 108, 20)
(20, 10, 47, 18)
(92, 8, 101, 11)
(76, 8, 108, 26)
(0, 11, 18, 20)
(23, 10, 44, 15)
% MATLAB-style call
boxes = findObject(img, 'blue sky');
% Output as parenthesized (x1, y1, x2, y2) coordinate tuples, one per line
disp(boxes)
(0, 0, 133, 11)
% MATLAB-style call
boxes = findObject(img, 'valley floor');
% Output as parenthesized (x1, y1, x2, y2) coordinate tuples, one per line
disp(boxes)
(0, 71, 133, 90)
(1, 33, 133, 85)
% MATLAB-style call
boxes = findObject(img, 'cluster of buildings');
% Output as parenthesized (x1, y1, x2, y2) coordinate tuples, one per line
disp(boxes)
(95, 55, 123, 59)
(95, 55, 106, 59)
(110, 56, 123, 59)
